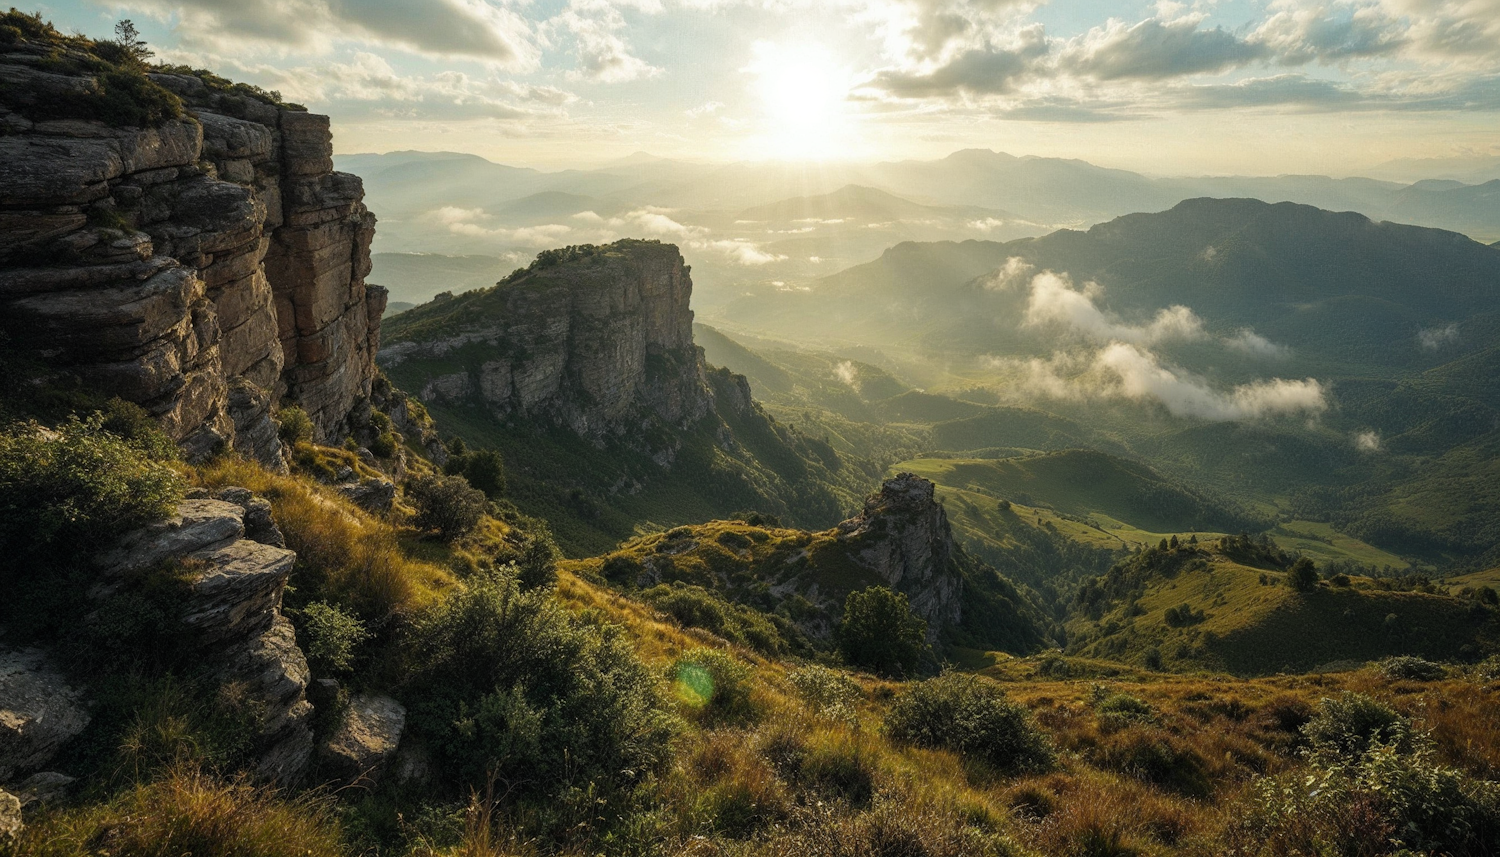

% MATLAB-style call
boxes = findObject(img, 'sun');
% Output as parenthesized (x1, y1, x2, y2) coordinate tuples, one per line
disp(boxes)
(746, 41, 853, 161)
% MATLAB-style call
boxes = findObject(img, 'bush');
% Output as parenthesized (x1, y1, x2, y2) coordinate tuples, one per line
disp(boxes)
(837, 586, 928, 678)
(406, 473, 486, 540)
(514, 530, 560, 590)
(1236, 738, 1500, 856)
(1091, 687, 1155, 726)
(788, 665, 863, 725)
(1302, 692, 1412, 761)
(444, 448, 506, 497)
(404, 570, 675, 802)
(884, 672, 1052, 774)
(1378, 655, 1446, 682)
(296, 601, 369, 675)
(1288, 557, 1320, 591)
(277, 406, 314, 446)
(1094, 726, 1212, 798)
(640, 583, 788, 655)
(0, 413, 183, 565)
(673, 647, 756, 724)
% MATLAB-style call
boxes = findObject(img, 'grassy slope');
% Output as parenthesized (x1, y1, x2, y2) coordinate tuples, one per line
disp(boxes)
(1068, 546, 1498, 675)
(565, 511, 1054, 657)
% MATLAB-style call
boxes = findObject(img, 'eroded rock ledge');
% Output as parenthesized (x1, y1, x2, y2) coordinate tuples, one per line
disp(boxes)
(0, 46, 383, 464)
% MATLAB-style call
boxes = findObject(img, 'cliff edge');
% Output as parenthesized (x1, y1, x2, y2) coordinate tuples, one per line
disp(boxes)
(0, 27, 383, 465)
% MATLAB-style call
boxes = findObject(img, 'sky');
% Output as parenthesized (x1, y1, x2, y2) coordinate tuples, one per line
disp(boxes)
(37, 0, 1500, 175)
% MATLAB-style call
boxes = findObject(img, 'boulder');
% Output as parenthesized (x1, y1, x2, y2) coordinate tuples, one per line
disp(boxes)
(320, 694, 406, 788)
(14, 771, 75, 808)
(337, 478, 396, 514)
(0, 648, 90, 780)
(96, 499, 245, 577)
(0, 789, 19, 847)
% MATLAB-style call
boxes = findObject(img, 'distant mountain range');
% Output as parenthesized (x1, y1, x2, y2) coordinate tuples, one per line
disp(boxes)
(342, 148, 1500, 310)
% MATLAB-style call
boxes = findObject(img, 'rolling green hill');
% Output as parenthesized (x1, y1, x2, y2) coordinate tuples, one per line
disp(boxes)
(1068, 541, 1500, 675)
(898, 451, 1264, 536)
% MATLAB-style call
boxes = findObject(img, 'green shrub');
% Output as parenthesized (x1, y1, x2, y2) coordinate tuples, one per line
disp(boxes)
(404, 571, 675, 802)
(444, 448, 506, 497)
(1236, 738, 1500, 856)
(640, 583, 788, 655)
(277, 406, 314, 446)
(1302, 692, 1412, 761)
(1378, 655, 1446, 682)
(369, 430, 399, 459)
(1094, 726, 1211, 798)
(797, 736, 876, 806)
(673, 647, 757, 724)
(1288, 557, 1320, 592)
(787, 665, 863, 725)
(837, 586, 928, 678)
(884, 672, 1053, 774)
(514, 530, 560, 590)
(406, 473, 486, 540)
(1091, 687, 1156, 726)
(0, 413, 182, 565)
(296, 601, 369, 675)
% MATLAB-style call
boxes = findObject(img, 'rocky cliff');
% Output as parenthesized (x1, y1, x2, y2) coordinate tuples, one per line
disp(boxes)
(0, 34, 382, 465)
(379, 241, 711, 457)
(834, 472, 964, 635)
(588, 471, 1050, 652)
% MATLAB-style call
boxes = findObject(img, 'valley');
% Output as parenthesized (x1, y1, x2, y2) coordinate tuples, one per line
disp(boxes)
(3, 11, 1500, 857)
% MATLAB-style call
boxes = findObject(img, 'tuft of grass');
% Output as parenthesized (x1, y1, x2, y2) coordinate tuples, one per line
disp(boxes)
(18, 764, 343, 857)
(195, 455, 453, 619)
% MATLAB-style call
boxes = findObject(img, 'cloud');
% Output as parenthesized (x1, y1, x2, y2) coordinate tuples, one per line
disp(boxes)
(239, 53, 562, 121)
(1175, 74, 1362, 109)
(1418, 323, 1459, 350)
(1354, 430, 1383, 452)
(554, 0, 662, 82)
(873, 27, 1049, 97)
(833, 360, 859, 389)
(981, 256, 1034, 289)
(1060, 16, 1267, 80)
(428, 207, 574, 245)
(1098, 342, 1326, 420)
(1252, 3, 1407, 64)
(1022, 271, 1207, 345)
(692, 238, 787, 265)
(1225, 329, 1290, 358)
(686, 100, 725, 117)
(997, 344, 1327, 420)
(120, 0, 537, 65)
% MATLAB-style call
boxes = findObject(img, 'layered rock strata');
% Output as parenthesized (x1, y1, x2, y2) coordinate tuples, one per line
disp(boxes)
(97, 494, 314, 782)
(380, 241, 712, 454)
(0, 44, 382, 463)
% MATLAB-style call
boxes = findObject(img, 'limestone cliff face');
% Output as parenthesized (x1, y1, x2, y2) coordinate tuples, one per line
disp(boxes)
(380, 241, 712, 455)
(0, 45, 382, 464)
(835, 472, 964, 636)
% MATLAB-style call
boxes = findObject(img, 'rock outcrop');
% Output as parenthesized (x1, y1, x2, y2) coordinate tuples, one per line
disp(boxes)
(380, 241, 712, 457)
(0, 39, 382, 465)
(835, 472, 963, 636)
(98, 494, 314, 782)
(319, 693, 406, 788)
(0, 648, 90, 782)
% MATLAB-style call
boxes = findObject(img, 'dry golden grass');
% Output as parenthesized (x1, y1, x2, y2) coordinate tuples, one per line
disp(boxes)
(194, 456, 453, 618)
(19, 764, 344, 857)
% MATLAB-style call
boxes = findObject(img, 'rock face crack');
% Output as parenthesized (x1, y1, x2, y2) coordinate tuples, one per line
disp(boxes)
(0, 57, 383, 466)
